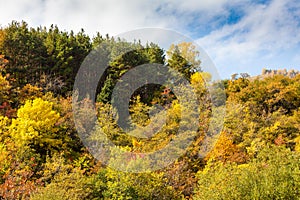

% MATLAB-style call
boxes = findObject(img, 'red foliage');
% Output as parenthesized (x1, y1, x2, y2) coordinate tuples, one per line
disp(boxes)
(0, 102, 16, 118)
(0, 162, 43, 200)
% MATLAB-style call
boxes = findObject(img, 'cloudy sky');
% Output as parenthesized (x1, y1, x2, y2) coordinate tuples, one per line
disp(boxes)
(0, 0, 299, 78)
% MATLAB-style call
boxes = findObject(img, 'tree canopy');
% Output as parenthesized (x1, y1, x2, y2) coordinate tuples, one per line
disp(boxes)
(0, 21, 299, 199)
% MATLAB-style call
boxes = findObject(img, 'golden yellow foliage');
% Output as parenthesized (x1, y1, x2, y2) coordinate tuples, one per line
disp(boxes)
(0, 115, 10, 138)
(10, 98, 60, 147)
(18, 84, 43, 105)
(0, 29, 6, 49)
(0, 74, 11, 103)
(168, 42, 200, 67)
(191, 72, 211, 85)
(206, 132, 248, 163)
(295, 136, 300, 152)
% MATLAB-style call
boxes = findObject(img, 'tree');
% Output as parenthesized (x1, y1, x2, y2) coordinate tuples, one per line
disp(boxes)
(167, 42, 200, 71)
(195, 146, 300, 200)
(96, 40, 165, 104)
(167, 42, 201, 79)
(9, 98, 62, 155)
(0, 54, 8, 70)
(31, 162, 94, 200)
(103, 168, 180, 200)
(0, 21, 48, 86)
(205, 131, 248, 164)
(0, 74, 11, 104)
(190, 72, 211, 99)
(43, 27, 91, 93)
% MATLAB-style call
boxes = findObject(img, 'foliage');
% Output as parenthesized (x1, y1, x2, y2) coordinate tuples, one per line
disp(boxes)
(0, 74, 11, 104)
(195, 145, 300, 200)
(167, 42, 200, 79)
(31, 165, 94, 200)
(0, 146, 43, 200)
(0, 20, 300, 200)
(205, 131, 248, 164)
(9, 98, 62, 154)
(0, 21, 91, 93)
(102, 168, 180, 200)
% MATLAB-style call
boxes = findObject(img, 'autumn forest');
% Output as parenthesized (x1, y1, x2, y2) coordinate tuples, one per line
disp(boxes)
(0, 21, 300, 199)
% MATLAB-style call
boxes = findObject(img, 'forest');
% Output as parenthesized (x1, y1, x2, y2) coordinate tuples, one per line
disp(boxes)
(0, 21, 300, 199)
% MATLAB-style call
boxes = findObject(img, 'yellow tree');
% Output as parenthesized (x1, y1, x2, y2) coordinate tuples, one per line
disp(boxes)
(295, 136, 300, 152)
(205, 131, 248, 164)
(190, 72, 211, 98)
(0, 116, 11, 179)
(10, 98, 62, 153)
(167, 42, 201, 78)
(0, 29, 5, 49)
(0, 74, 11, 104)
(167, 42, 201, 69)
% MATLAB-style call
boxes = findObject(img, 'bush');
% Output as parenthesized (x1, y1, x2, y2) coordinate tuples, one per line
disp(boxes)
(194, 146, 300, 200)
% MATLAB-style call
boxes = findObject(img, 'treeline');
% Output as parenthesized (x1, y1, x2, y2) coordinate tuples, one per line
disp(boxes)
(0, 21, 94, 94)
(0, 21, 300, 199)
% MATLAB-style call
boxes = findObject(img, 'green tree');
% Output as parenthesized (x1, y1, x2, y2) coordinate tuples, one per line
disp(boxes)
(0, 21, 47, 86)
(167, 42, 201, 79)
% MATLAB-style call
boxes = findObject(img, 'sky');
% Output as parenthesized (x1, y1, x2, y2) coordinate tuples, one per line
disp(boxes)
(0, 0, 299, 79)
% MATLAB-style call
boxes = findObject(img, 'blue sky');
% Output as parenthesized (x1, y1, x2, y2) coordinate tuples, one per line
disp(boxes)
(0, 0, 299, 79)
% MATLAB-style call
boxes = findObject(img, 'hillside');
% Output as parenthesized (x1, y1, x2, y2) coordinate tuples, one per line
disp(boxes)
(0, 21, 299, 200)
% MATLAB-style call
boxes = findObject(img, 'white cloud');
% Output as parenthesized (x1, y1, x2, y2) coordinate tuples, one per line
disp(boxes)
(0, 0, 44, 26)
(41, 0, 165, 35)
(197, 0, 300, 77)
(0, 0, 299, 78)
(0, 0, 244, 35)
(0, 0, 167, 34)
